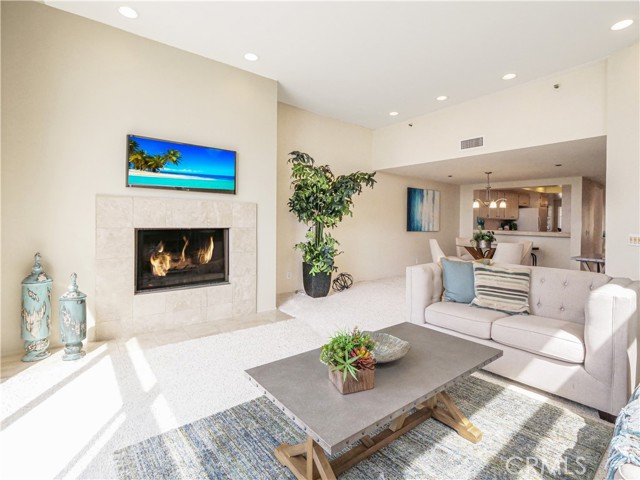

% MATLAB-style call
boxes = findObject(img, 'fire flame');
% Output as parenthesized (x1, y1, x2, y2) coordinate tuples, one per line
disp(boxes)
(198, 236, 214, 264)
(150, 242, 172, 276)
(149, 236, 214, 277)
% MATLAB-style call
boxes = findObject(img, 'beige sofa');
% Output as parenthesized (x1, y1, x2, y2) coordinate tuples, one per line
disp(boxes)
(406, 262, 640, 416)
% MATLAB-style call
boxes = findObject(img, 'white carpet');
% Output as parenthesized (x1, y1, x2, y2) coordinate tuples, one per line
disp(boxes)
(0, 276, 607, 479)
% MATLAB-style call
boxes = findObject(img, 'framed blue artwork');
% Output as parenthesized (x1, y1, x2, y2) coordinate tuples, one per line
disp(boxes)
(407, 187, 440, 231)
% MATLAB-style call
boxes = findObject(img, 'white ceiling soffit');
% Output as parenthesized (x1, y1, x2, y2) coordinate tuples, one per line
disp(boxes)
(46, 1, 639, 129)
(379, 136, 607, 185)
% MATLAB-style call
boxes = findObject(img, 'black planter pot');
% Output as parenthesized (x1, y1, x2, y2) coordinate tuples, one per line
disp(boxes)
(302, 263, 332, 298)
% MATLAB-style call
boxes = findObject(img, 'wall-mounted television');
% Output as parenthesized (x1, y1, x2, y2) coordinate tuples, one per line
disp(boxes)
(126, 135, 236, 194)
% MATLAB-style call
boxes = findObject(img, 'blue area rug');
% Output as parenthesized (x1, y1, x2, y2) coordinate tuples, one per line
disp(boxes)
(113, 375, 613, 479)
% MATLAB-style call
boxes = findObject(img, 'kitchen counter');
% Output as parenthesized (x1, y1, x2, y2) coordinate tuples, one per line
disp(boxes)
(493, 230, 570, 238)
(462, 229, 572, 268)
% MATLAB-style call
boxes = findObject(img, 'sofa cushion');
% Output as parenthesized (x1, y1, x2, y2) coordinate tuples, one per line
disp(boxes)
(425, 302, 509, 339)
(491, 315, 585, 363)
(472, 263, 531, 314)
(441, 257, 475, 303)
(440, 257, 482, 303)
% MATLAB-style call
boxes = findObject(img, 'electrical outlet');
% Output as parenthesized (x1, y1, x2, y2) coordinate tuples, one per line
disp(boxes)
(286, 271, 292, 279)
(629, 234, 640, 246)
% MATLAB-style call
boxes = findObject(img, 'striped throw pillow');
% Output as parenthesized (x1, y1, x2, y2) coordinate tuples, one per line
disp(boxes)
(472, 263, 531, 314)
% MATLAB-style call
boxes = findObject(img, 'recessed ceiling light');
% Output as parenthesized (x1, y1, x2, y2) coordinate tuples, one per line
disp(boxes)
(447, 175, 453, 178)
(389, 111, 399, 116)
(244, 53, 259, 62)
(436, 95, 448, 101)
(502, 73, 517, 80)
(118, 6, 138, 19)
(611, 19, 634, 31)
(555, 164, 563, 167)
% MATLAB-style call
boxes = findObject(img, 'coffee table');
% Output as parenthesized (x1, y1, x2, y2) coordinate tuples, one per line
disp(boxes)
(245, 322, 502, 480)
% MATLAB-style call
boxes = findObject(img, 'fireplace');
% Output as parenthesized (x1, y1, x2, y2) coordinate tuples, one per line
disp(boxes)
(135, 228, 229, 293)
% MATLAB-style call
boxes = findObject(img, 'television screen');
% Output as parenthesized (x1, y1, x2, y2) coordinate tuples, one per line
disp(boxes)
(127, 135, 236, 194)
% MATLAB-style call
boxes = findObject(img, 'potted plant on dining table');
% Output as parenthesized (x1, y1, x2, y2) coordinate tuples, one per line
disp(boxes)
(472, 230, 496, 249)
(320, 327, 376, 394)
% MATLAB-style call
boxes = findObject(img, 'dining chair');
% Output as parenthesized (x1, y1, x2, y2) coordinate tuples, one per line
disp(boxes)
(492, 243, 524, 264)
(429, 238, 447, 263)
(519, 240, 534, 266)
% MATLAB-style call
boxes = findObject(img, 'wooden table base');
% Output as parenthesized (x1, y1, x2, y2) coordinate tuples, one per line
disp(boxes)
(463, 245, 496, 260)
(273, 391, 482, 480)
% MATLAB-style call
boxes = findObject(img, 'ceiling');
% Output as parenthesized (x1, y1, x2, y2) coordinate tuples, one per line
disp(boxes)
(380, 136, 607, 185)
(44, 1, 635, 185)
(46, 1, 639, 130)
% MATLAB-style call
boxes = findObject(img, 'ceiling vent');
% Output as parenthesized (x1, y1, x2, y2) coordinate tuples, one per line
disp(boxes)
(461, 136, 484, 150)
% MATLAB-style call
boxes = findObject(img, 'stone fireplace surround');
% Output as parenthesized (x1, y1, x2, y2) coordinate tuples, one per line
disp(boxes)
(95, 195, 257, 340)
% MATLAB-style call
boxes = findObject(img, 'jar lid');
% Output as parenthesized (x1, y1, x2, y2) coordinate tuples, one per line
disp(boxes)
(60, 273, 86, 300)
(22, 253, 53, 285)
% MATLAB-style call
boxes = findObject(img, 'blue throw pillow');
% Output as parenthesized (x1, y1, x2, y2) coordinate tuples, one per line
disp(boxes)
(441, 258, 475, 303)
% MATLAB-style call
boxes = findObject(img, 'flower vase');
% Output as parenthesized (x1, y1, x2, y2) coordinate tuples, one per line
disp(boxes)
(59, 273, 87, 361)
(21, 253, 53, 362)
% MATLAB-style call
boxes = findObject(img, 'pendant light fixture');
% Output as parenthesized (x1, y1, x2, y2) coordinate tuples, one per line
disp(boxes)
(472, 172, 507, 209)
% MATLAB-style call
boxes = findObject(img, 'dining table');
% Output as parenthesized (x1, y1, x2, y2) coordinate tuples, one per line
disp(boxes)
(463, 245, 496, 260)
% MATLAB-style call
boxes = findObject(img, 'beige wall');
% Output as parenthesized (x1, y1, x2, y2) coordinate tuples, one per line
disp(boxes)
(372, 61, 607, 169)
(1, 2, 278, 355)
(606, 43, 639, 280)
(277, 103, 460, 294)
(0, 3, 3, 356)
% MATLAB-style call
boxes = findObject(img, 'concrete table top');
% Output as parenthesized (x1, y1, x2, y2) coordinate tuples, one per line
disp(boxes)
(245, 322, 503, 454)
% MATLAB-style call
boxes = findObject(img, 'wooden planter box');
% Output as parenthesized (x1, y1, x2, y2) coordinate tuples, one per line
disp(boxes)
(328, 367, 375, 394)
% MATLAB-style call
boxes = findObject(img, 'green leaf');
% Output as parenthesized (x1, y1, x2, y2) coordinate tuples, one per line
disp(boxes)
(288, 152, 376, 274)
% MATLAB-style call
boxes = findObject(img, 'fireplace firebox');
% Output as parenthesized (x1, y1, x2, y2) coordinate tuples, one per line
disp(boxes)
(135, 228, 228, 293)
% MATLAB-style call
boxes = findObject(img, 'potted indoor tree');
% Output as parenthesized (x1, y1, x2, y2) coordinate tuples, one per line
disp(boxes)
(320, 327, 376, 394)
(287, 151, 376, 297)
(472, 229, 496, 249)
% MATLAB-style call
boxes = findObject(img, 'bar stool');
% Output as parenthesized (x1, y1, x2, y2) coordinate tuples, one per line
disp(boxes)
(531, 247, 539, 266)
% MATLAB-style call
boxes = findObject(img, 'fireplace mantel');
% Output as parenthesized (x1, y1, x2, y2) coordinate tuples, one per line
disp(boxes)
(95, 195, 257, 340)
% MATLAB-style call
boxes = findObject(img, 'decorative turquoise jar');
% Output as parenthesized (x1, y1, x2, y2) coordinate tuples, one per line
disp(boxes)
(59, 273, 87, 361)
(21, 253, 53, 362)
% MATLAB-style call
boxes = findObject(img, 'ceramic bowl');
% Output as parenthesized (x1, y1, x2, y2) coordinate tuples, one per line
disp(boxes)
(364, 331, 410, 363)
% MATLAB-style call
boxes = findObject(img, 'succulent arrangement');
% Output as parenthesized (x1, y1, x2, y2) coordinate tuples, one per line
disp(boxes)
(320, 327, 376, 382)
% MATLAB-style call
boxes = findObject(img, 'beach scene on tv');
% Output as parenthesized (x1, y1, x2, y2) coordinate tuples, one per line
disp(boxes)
(127, 135, 236, 192)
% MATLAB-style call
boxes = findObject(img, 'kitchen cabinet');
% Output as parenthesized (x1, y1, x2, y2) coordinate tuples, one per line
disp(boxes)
(489, 190, 505, 219)
(539, 194, 549, 207)
(505, 192, 519, 220)
(518, 194, 530, 207)
(528, 192, 549, 208)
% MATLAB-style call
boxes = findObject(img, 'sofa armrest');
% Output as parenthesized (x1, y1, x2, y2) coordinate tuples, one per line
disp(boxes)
(406, 263, 443, 325)
(584, 279, 640, 414)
